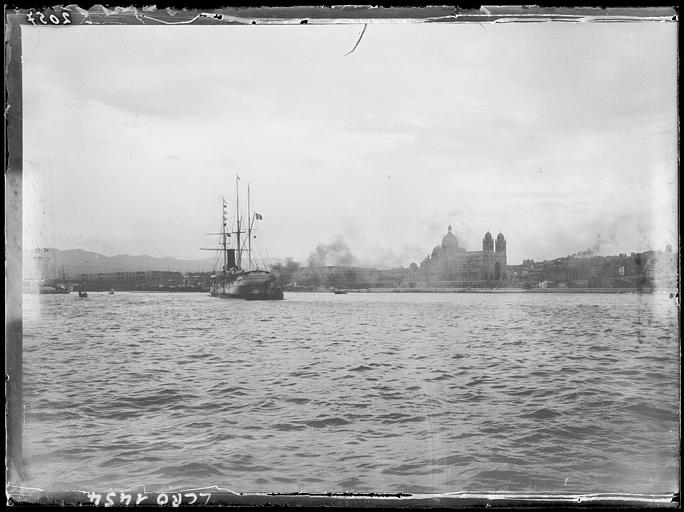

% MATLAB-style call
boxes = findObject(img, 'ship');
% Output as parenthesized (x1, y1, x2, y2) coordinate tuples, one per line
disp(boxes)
(38, 282, 70, 294)
(201, 177, 284, 301)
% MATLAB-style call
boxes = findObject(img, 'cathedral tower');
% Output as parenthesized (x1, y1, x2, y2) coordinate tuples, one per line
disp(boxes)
(482, 231, 494, 252)
(495, 232, 506, 253)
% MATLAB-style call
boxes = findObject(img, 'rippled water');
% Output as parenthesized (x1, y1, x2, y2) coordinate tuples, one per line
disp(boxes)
(21, 292, 679, 494)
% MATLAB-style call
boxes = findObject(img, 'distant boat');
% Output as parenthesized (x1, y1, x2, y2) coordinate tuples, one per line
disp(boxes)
(39, 267, 71, 294)
(201, 176, 284, 301)
(109, 289, 115, 294)
(39, 283, 70, 295)
(78, 284, 88, 298)
(333, 289, 348, 294)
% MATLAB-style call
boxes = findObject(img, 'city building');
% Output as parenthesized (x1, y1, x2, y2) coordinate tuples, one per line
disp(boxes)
(507, 247, 678, 291)
(408, 226, 508, 287)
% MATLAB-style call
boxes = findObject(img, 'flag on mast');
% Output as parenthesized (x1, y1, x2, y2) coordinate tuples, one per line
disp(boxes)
(255, 213, 263, 220)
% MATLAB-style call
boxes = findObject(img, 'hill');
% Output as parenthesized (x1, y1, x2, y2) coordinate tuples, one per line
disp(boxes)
(23, 248, 219, 279)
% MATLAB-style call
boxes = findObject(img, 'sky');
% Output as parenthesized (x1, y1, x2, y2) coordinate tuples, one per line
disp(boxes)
(21, 21, 678, 268)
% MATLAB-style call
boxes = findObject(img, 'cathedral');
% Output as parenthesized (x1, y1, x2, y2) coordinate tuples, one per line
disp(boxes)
(408, 226, 508, 287)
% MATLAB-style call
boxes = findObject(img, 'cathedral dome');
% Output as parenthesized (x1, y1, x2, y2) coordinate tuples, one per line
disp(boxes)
(441, 225, 460, 249)
(496, 232, 505, 242)
(484, 231, 493, 242)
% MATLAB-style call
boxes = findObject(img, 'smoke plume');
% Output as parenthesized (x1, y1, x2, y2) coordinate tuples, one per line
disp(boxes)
(307, 236, 358, 267)
(270, 257, 301, 285)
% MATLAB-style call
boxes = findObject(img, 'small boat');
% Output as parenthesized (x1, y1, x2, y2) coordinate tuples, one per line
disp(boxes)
(109, 289, 115, 294)
(201, 176, 284, 301)
(39, 284, 70, 294)
(78, 284, 88, 298)
(333, 289, 348, 294)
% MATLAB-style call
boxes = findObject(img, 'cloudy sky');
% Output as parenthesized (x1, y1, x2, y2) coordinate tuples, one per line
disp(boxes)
(22, 21, 677, 267)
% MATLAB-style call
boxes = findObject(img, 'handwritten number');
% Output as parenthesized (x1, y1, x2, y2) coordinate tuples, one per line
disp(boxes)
(26, 10, 70, 25)
(87, 492, 102, 506)
(104, 491, 116, 507)
(86, 490, 209, 506)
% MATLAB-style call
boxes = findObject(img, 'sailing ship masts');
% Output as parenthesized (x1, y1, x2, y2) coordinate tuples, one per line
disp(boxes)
(247, 184, 252, 269)
(221, 196, 228, 271)
(237, 214, 246, 267)
(235, 175, 241, 270)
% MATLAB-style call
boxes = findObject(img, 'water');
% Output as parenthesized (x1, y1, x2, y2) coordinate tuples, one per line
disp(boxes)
(21, 292, 679, 494)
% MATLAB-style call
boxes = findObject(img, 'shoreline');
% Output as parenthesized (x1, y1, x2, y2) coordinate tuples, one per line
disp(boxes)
(287, 287, 667, 295)
(364, 287, 644, 294)
(26, 288, 674, 295)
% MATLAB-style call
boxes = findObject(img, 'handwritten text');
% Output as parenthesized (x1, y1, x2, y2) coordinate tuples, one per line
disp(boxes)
(86, 491, 212, 507)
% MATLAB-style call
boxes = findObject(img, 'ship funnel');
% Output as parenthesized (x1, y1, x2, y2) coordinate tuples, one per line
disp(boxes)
(227, 249, 236, 269)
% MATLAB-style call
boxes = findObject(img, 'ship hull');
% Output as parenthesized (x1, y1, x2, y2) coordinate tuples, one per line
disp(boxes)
(210, 270, 284, 301)
(39, 286, 70, 295)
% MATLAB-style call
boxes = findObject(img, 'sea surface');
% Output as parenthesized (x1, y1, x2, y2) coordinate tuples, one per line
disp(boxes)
(20, 292, 680, 494)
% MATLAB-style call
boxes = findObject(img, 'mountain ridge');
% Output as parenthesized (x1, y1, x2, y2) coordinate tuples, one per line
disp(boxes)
(24, 248, 220, 278)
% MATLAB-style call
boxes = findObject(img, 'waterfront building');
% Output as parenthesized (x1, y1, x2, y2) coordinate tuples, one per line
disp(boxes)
(506, 247, 678, 290)
(290, 265, 408, 290)
(408, 226, 508, 287)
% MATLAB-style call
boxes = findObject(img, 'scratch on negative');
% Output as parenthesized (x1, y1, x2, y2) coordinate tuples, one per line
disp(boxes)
(344, 24, 367, 57)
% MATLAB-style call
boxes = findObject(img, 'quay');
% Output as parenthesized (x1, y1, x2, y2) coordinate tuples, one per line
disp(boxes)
(357, 287, 647, 294)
